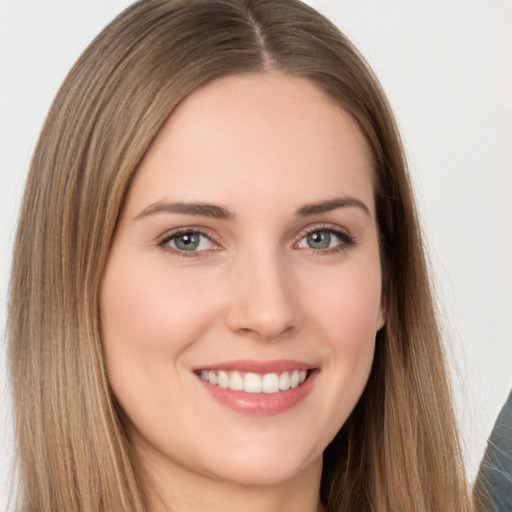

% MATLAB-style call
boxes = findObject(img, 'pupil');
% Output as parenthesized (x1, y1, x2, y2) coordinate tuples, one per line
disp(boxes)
(176, 233, 199, 250)
(307, 231, 330, 249)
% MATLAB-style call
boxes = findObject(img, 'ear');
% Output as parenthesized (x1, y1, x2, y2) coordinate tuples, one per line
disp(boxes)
(376, 289, 386, 331)
(376, 304, 386, 331)
(377, 260, 388, 331)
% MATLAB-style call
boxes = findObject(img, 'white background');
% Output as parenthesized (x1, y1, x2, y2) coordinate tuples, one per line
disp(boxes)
(1, 1, 511, 509)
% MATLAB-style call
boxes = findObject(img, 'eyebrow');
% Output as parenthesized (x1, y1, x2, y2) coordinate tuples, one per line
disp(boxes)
(135, 201, 234, 221)
(134, 196, 370, 222)
(296, 197, 370, 217)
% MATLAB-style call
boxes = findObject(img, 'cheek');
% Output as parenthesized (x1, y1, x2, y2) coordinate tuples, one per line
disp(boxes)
(101, 259, 214, 353)
(301, 261, 381, 403)
(99, 257, 222, 407)
(305, 260, 382, 340)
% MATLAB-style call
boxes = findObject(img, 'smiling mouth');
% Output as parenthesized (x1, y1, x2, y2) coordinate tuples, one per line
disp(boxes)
(197, 369, 310, 394)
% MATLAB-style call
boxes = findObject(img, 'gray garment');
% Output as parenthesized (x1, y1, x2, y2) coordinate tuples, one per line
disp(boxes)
(475, 390, 512, 511)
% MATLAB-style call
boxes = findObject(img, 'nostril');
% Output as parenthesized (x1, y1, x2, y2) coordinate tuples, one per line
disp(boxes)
(234, 324, 295, 341)
(224, 265, 302, 340)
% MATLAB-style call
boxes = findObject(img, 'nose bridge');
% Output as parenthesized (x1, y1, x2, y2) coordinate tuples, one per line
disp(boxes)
(226, 242, 300, 340)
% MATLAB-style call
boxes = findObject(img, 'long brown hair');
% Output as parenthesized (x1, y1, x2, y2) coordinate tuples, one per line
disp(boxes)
(8, 1, 472, 510)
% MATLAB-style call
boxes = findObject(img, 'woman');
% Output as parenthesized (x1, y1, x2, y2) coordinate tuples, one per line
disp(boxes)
(8, 0, 472, 510)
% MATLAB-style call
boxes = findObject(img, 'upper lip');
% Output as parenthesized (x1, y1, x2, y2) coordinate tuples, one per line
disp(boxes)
(193, 359, 317, 374)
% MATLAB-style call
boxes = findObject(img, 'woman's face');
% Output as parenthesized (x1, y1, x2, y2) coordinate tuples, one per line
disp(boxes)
(101, 72, 384, 487)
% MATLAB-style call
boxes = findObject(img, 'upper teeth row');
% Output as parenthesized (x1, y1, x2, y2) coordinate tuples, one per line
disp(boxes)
(199, 370, 308, 394)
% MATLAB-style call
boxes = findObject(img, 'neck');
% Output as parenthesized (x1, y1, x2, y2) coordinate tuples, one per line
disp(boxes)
(141, 453, 323, 512)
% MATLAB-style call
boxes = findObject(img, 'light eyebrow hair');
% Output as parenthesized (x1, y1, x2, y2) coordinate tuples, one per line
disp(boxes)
(296, 197, 371, 217)
(135, 197, 370, 222)
(134, 201, 235, 221)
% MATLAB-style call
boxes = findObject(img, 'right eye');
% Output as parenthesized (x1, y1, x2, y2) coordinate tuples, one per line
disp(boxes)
(159, 230, 218, 254)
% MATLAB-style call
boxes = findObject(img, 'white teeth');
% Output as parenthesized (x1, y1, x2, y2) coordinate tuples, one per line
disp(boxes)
(229, 371, 244, 391)
(199, 369, 310, 394)
(244, 372, 262, 393)
(290, 370, 299, 388)
(279, 372, 290, 390)
(262, 373, 279, 393)
(217, 371, 229, 389)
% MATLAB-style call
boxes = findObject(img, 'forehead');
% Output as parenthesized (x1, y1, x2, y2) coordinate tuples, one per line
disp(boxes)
(126, 72, 374, 217)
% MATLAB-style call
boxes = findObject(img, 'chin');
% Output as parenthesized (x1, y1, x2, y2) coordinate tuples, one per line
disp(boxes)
(209, 460, 319, 487)
(196, 439, 323, 487)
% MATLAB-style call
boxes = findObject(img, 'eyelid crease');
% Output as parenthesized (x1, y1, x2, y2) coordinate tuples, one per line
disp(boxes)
(296, 221, 353, 239)
(156, 223, 357, 258)
(296, 224, 357, 251)
(157, 227, 222, 254)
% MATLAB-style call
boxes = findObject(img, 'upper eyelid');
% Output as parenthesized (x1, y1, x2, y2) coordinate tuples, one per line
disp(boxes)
(157, 226, 217, 243)
(157, 222, 348, 238)
(157, 228, 221, 257)
(296, 222, 351, 238)
(156, 223, 354, 252)
(295, 224, 357, 249)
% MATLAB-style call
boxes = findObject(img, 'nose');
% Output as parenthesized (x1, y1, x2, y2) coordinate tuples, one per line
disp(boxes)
(225, 250, 302, 340)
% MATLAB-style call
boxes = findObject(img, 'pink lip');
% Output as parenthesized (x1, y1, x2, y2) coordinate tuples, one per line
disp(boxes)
(193, 359, 316, 373)
(194, 360, 319, 416)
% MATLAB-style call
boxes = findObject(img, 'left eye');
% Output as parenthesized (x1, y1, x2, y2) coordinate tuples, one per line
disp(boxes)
(296, 229, 345, 250)
(162, 231, 216, 252)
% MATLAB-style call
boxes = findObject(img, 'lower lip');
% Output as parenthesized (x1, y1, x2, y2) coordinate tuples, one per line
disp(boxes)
(197, 370, 319, 416)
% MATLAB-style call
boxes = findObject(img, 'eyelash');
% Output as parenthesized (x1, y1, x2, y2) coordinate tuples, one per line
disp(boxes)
(298, 225, 357, 255)
(157, 224, 356, 257)
(158, 227, 219, 258)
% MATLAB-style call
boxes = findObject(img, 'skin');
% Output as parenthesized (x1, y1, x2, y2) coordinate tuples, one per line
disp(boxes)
(101, 72, 384, 512)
